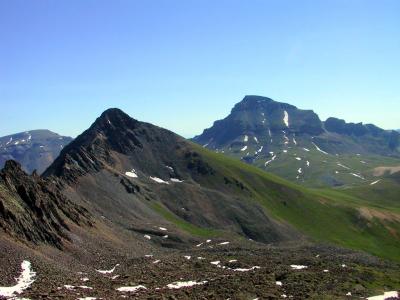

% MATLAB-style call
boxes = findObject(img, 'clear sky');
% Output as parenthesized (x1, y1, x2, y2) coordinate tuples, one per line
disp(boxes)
(1, 0, 399, 138)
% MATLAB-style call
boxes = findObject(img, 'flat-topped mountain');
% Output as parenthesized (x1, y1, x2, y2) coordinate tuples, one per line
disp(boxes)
(0, 130, 73, 174)
(193, 95, 400, 187)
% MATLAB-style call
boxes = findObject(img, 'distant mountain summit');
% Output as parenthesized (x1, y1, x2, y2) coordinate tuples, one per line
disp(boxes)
(0, 130, 73, 174)
(193, 96, 400, 187)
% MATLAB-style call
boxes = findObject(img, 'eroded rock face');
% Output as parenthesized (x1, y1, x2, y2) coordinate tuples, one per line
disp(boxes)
(0, 160, 92, 248)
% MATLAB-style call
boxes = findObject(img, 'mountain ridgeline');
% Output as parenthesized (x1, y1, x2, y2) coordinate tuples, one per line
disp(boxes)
(1, 107, 400, 299)
(193, 96, 400, 187)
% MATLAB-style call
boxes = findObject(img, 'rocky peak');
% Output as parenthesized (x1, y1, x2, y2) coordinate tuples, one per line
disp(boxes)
(2, 160, 23, 174)
(43, 108, 192, 183)
(232, 95, 295, 114)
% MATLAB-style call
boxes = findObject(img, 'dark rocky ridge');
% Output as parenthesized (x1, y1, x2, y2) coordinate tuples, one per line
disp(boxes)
(324, 117, 400, 153)
(0, 160, 92, 248)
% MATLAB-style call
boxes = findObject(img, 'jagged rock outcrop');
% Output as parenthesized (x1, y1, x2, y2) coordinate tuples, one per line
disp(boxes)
(0, 160, 92, 248)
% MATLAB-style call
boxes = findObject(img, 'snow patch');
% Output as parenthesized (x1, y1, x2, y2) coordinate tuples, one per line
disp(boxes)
(0, 261, 36, 298)
(370, 180, 381, 185)
(276, 281, 283, 286)
(167, 280, 207, 289)
(241, 146, 248, 152)
(150, 176, 169, 184)
(283, 111, 289, 127)
(244, 135, 248, 142)
(125, 169, 138, 178)
(303, 148, 310, 152)
(290, 265, 307, 270)
(233, 266, 260, 272)
(350, 173, 365, 180)
(218, 242, 230, 245)
(170, 178, 183, 183)
(64, 285, 93, 290)
(295, 157, 302, 161)
(116, 285, 147, 293)
(337, 163, 350, 170)
(144, 235, 151, 240)
(312, 142, 328, 155)
(297, 168, 302, 174)
(159, 227, 167, 231)
(306, 161, 310, 167)
(254, 136, 259, 143)
(96, 264, 119, 274)
(265, 155, 277, 166)
(367, 291, 399, 300)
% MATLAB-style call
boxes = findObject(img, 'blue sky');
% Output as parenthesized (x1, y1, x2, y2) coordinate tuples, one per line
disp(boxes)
(1, 0, 399, 138)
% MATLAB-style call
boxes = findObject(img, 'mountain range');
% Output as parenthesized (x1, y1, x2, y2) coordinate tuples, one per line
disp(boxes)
(0, 130, 73, 174)
(0, 107, 399, 299)
(193, 95, 400, 187)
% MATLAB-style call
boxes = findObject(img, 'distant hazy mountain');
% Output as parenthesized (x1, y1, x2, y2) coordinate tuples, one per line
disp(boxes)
(193, 95, 400, 187)
(0, 130, 73, 174)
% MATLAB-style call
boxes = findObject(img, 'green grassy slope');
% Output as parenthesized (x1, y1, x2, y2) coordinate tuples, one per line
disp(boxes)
(209, 133, 400, 188)
(190, 143, 400, 262)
